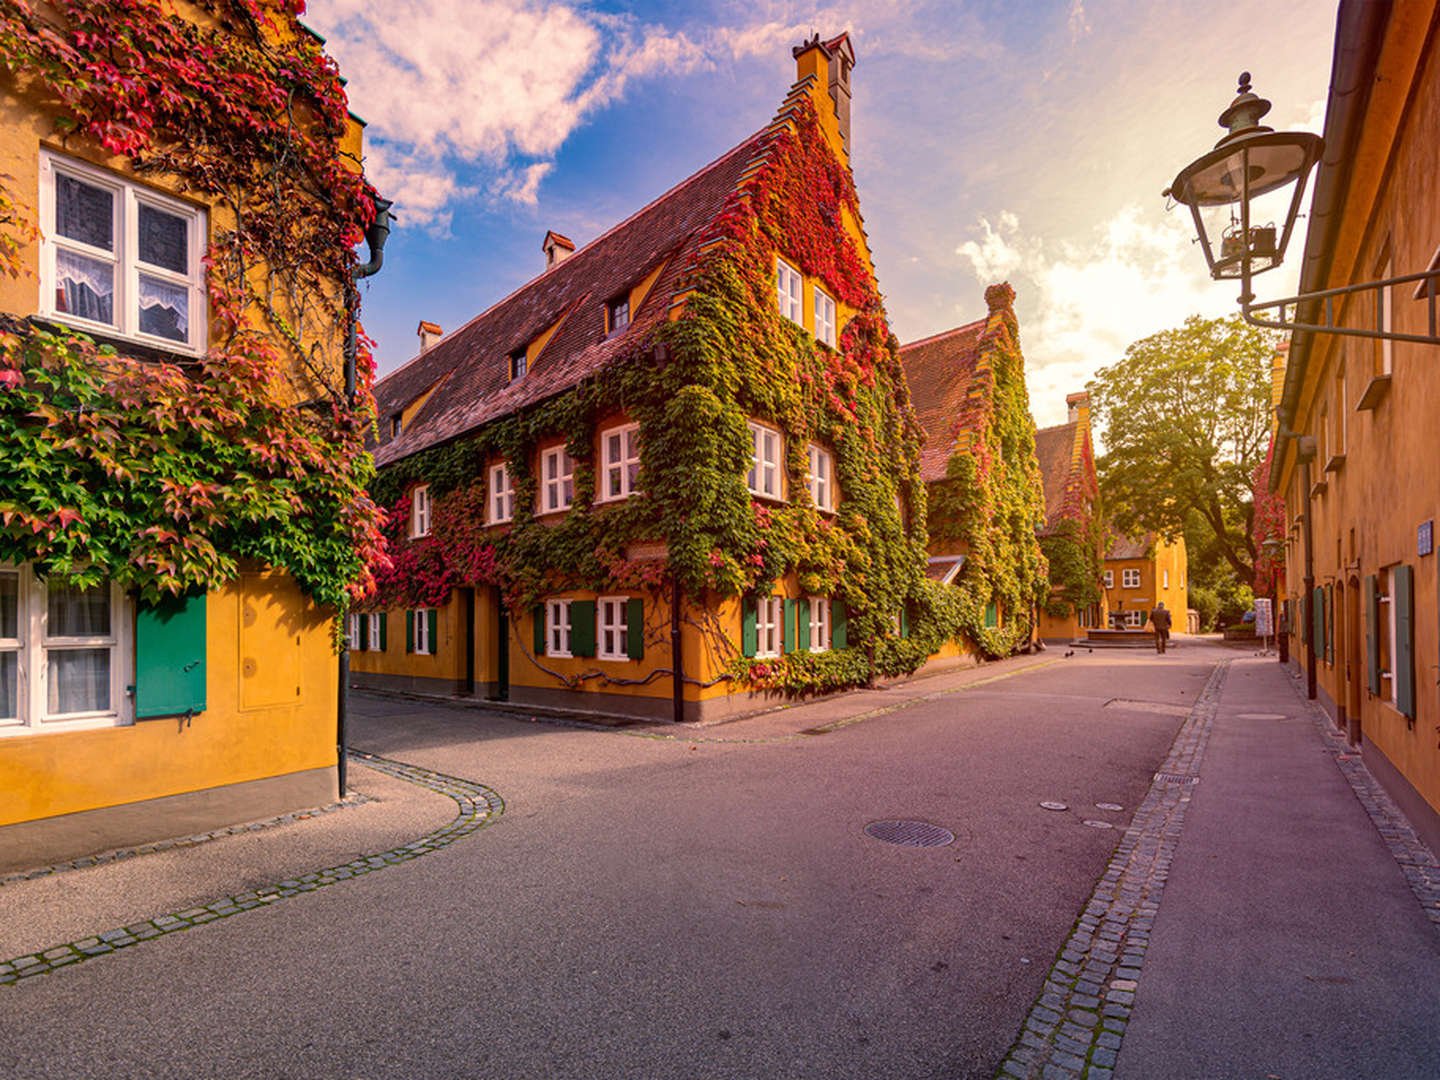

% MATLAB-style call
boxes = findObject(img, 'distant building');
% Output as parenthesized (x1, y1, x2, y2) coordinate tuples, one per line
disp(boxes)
(1035, 392, 1104, 641)
(1103, 533, 1188, 631)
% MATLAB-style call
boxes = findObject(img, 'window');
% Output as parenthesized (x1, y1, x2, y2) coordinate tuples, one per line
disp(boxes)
(1377, 569, 1394, 700)
(40, 151, 206, 354)
(814, 287, 836, 346)
(600, 423, 641, 501)
(808, 598, 830, 652)
(747, 422, 782, 499)
(1332, 365, 1346, 460)
(1122, 568, 1141, 589)
(1379, 255, 1394, 376)
(1, 567, 130, 734)
(389, 415, 402, 438)
(608, 295, 630, 334)
(346, 614, 361, 651)
(776, 258, 802, 325)
(489, 463, 514, 524)
(410, 485, 432, 538)
(411, 608, 433, 656)
(547, 599, 572, 658)
(807, 444, 833, 511)
(755, 596, 782, 658)
(1103, 570, 1114, 589)
(1125, 610, 1144, 628)
(509, 350, 527, 382)
(1162, 569, 1169, 589)
(368, 613, 384, 652)
(598, 597, 629, 660)
(542, 447, 574, 512)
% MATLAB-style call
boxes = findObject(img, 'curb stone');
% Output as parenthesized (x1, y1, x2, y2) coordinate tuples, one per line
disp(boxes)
(0, 751, 503, 986)
(993, 660, 1231, 1080)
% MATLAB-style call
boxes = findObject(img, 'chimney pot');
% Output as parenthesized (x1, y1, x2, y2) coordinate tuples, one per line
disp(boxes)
(1066, 391, 1090, 423)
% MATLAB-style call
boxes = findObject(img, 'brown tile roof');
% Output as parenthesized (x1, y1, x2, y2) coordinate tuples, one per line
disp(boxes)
(1105, 532, 1153, 561)
(1034, 421, 1078, 532)
(896, 319, 987, 482)
(372, 131, 766, 466)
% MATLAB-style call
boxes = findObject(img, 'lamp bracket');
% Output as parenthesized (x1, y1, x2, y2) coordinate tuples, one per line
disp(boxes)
(1240, 266, 1440, 345)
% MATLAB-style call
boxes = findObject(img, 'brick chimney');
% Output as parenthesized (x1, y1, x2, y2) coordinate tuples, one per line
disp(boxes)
(543, 230, 575, 269)
(824, 33, 855, 157)
(417, 320, 443, 353)
(1066, 391, 1090, 425)
(792, 32, 856, 161)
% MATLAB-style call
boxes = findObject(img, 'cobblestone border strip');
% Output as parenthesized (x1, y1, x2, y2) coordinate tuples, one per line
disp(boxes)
(1287, 675, 1440, 931)
(0, 792, 375, 888)
(0, 751, 504, 986)
(994, 659, 1231, 1080)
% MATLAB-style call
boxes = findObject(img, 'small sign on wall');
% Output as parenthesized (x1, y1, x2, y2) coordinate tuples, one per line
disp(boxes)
(1420, 520, 1434, 558)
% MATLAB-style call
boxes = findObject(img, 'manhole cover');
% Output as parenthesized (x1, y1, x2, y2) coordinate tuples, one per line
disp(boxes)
(1154, 773, 1200, 785)
(1040, 801, 1069, 812)
(1095, 802, 1124, 812)
(1082, 820, 1114, 829)
(864, 820, 955, 847)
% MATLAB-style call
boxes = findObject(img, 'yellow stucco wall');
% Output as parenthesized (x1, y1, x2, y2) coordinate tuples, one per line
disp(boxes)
(1104, 537, 1187, 627)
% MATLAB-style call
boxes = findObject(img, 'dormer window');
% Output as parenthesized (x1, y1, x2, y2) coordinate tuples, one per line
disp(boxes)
(509, 350, 527, 382)
(607, 294, 630, 335)
(389, 414, 402, 438)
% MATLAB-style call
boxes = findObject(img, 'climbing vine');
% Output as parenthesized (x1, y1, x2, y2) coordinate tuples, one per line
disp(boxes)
(0, 0, 384, 611)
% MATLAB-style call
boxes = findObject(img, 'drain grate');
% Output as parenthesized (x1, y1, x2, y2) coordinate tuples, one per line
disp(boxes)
(1154, 772, 1201, 785)
(864, 820, 956, 848)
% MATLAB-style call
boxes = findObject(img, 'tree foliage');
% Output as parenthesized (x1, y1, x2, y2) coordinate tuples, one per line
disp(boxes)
(1089, 315, 1277, 584)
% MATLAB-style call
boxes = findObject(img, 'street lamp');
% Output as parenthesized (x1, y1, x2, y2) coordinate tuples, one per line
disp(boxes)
(1165, 74, 1440, 344)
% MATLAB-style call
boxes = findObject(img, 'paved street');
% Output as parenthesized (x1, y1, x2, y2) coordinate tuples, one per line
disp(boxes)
(2, 641, 1438, 1079)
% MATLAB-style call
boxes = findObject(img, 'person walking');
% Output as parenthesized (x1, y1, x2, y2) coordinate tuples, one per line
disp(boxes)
(1150, 600, 1172, 654)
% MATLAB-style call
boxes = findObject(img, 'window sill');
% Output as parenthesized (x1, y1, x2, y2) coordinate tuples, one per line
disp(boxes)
(1309, 479, 1328, 498)
(1324, 453, 1346, 474)
(1356, 374, 1391, 411)
(32, 314, 206, 362)
(748, 491, 786, 504)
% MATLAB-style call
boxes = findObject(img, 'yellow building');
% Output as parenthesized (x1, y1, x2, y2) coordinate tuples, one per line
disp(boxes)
(0, 2, 379, 871)
(357, 34, 931, 720)
(1272, 1, 1440, 851)
(1035, 392, 1105, 641)
(1102, 533, 1188, 632)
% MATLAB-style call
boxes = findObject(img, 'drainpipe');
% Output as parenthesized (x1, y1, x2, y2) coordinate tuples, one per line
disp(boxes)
(671, 576, 684, 724)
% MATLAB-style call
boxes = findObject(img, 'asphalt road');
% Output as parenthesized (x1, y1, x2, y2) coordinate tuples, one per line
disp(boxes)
(0, 649, 1214, 1079)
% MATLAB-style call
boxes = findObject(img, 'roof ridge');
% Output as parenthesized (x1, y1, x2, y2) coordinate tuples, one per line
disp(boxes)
(897, 317, 988, 352)
(1034, 419, 1079, 434)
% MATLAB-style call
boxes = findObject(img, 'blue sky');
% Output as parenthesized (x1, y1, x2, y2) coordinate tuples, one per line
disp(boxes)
(307, 0, 1337, 427)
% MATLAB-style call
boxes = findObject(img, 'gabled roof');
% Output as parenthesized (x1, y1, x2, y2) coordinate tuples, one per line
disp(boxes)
(1033, 421, 1079, 528)
(372, 131, 766, 466)
(1105, 532, 1153, 561)
(896, 319, 987, 482)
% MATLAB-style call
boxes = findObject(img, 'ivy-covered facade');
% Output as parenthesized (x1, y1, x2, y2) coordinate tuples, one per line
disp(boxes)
(896, 286, 1049, 660)
(0, 0, 381, 869)
(1034, 392, 1106, 640)
(356, 34, 962, 720)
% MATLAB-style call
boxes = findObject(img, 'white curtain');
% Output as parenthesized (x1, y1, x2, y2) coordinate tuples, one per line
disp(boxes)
(56, 248, 114, 324)
(0, 652, 16, 721)
(48, 648, 110, 715)
(48, 581, 110, 637)
(138, 273, 188, 341)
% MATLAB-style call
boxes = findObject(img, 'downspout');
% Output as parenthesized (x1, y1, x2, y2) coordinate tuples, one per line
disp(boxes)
(672, 576, 684, 724)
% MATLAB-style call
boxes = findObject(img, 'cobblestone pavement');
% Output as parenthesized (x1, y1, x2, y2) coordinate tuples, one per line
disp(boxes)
(0, 751, 503, 986)
(994, 660, 1231, 1080)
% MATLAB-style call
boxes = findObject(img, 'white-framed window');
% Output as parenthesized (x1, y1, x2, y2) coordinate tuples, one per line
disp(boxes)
(346, 613, 361, 651)
(1103, 570, 1114, 589)
(776, 258, 802, 326)
(808, 597, 830, 653)
(1379, 255, 1394, 376)
(806, 444, 833, 510)
(39, 150, 207, 354)
(547, 599, 573, 657)
(489, 463, 514, 523)
(1, 566, 132, 735)
(1125, 610, 1144, 628)
(1162, 569, 1170, 589)
(814, 287, 836, 346)
(542, 447, 574, 512)
(608, 295, 630, 334)
(367, 612, 384, 651)
(412, 608, 433, 655)
(1378, 567, 1396, 702)
(747, 422, 782, 499)
(600, 423, 640, 501)
(410, 485, 432, 538)
(509, 350, 527, 382)
(598, 596, 629, 660)
(1122, 568, 1141, 589)
(755, 596, 782, 658)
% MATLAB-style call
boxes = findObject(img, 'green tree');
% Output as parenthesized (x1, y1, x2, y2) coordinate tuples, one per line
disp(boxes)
(1089, 315, 1277, 583)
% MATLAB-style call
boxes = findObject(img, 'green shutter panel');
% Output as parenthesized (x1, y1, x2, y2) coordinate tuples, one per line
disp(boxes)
(796, 599, 810, 652)
(1365, 575, 1379, 695)
(405, 609, 414, 653)
(1394, 565, 1415, 720)
(627, 598, 644, 660)
(900, 606, 909, 639)
(135, 592, 207, 719)
(358, 615, 369, 652)
(533, 603, 546, 656)
(741, 599, 758, 657)
(427, 609, 438, 656)
(1312, 587, 1324, 654)
(378, 613, 387, 652)
(832, 600, 847, 650)
(782, 598, 795, 653)
(571, 600, 596, 657)
(985, 601, 998, 628)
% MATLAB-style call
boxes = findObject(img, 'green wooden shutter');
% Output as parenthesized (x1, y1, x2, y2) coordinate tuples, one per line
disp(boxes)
(358, 615, 369, 652)
(1365, 575, 1379, 695)
(741, 599, 758, 657)
(782, 598, 795, 653)
(135, 592, 207, 719)
(1312, 587, 1324, 655)
(378, 613, 387, 652)
(405, 609, 414, 653)
(533, 603, 546, 656)
(627, 598, 644, 660)
(796, 599, 810, 652)
(985, 601, 998, 628)
(1394, 565, 1415, 719)
(571, 600, 596, 657)
(900, 605, 909, 639)
(832, 600, 847, 650)
(427, 609, 438, 656)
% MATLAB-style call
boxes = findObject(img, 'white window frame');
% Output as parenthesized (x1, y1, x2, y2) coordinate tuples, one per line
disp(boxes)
(38, 150, 207, 355)
(410, 485, 432, 538)
(598, 596, 629, 661)
(542, 447, 575, 513)
(1122, 568, 1141, 589)
(346, 613, 361, 651)
(806, 443, 833, 511)
(1378, 567, 1397, 702)
(412, 608, 433, 656)
(1124, 610, 1145, 628)
(489, 463, 514, 524)
(776, 257, 802, 326)
(1, 565, 132, 735)
(1162, 569, 1170, 589)
(808, 597, 830, 653)
(813, 286, 836, 346)
(747, 422, 783, 500)
(547, 599, 573, 658)
(755, 596, 782, 658)
(1103, 570, 1114, 589)
(1380, 256, 1394, 376)
(600, 423, 640, 502)
(367, 612, 383, 651)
